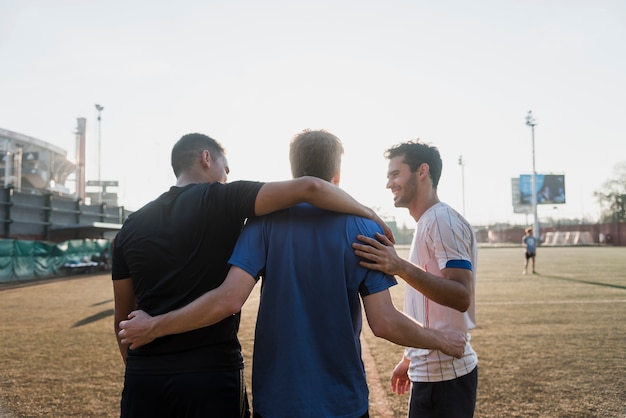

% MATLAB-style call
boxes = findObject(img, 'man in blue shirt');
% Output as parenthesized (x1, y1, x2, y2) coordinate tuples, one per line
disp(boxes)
(118, 130, 466, 418)
(523, 227, 538, 274)
(112, 132, 395, 418)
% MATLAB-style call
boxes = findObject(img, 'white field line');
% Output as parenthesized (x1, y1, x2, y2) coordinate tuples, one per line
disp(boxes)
(480, 299, 626, 305)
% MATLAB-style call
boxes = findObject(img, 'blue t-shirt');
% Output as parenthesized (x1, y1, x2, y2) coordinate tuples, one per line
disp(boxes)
(524, 235, 537, 253)
(228, 204, 397, 418)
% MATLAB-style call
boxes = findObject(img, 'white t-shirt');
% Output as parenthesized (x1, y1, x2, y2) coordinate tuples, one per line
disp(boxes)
(404, 202, 479, 382)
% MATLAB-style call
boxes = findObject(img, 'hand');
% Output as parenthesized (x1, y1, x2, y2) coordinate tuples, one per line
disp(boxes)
(353, 232, 403, 275)
(118, 310, 157, 350)
(390, 358, 411, 395)
(439, 330, 467, 359)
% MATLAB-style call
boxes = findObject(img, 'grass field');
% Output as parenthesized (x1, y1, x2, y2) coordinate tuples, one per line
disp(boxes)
(1, 246, 625, 417)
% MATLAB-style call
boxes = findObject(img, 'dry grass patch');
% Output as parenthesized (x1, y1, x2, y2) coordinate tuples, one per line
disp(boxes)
(1, 246, 625, 417)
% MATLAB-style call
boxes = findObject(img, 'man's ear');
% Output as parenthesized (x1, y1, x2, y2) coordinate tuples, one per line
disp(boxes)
(417, 162, 430, 178)
(201, 149, 212, 168)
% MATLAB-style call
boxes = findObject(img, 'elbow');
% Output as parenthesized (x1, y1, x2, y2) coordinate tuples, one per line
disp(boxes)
(300, 176, 325, 196)
(455, 295, 471, 313)
(208, 286, 248, 322)
(222, 299, 243, 317)
(456, 304, 470, 313)
(369, 319, 393, 340)
(200, 299, 243, 324)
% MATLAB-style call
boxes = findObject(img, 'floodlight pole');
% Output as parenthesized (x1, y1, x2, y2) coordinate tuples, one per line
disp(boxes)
(458, 155, 466, 217)
(525, 111, 539, 241)
(95, 104, 104, 205)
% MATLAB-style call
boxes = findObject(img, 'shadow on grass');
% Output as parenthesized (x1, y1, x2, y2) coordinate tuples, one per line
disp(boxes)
(92, 299, 113, 307)
(542, 274, 626, 290)
(72, 309, 114, 328)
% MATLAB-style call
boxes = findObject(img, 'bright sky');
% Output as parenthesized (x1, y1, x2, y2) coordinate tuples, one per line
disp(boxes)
(2, 0, 625, 227)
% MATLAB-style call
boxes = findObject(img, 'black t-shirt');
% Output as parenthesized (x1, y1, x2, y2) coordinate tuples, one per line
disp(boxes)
(112, 180, 263, 374)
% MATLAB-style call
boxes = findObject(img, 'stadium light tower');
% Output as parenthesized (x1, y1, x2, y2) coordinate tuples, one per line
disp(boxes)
(458, 155, 466, 217)
(95, 104, 104, 205)
(525, 110, 539, 241)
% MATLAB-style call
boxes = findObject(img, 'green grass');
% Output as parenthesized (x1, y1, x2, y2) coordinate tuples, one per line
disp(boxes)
(0, 246, 625, 417)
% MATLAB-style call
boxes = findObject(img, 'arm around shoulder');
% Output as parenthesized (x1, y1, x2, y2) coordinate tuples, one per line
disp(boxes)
(254, 177, 368, 217)
(255, 177, 394, 242)
(362, 290, 466, 358)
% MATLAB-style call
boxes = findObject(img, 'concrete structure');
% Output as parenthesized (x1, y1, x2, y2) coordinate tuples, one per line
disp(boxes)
(0, 127, 75, 196)
(0, 125, 128, 242)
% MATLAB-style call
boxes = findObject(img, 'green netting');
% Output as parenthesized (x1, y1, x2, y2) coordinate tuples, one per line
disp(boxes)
(14, 240, 35, 279)
(0, 239, 111, 283)
(0, 239, 14, 280)
(34, 241, 57, 277)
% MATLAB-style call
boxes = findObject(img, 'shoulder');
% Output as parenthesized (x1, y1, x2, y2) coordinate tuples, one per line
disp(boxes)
(344, 214, 384, 236)
(422, 202, 469, 231)
(193, 181, 264, 202)
(226, 180, 264, 189)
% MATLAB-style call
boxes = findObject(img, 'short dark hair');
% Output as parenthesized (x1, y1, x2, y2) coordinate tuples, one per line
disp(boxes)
(171, 133, 225, 177)
(385, 140, 443, 189)
(289, 130, 343, 181)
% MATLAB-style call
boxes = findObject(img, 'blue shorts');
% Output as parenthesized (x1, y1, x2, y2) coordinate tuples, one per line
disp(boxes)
(409, 366, 478, 418)
(255, 412, 368, 418)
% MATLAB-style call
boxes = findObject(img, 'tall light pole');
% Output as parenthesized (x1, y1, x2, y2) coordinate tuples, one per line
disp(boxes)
(525, 110, 539, 241)
(95, 104, 104, 205)
(458, 155, 466, 217)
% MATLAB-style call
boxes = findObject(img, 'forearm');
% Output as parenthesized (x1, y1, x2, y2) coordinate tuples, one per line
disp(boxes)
(257, 178, 373, 219)
(364, 291, 466, 358)
(119, 268, 256, 349)
(150, 291, 240, 338)
(255, 178, 393, 241)
(305, 178, 375, 219)
(398, 262, 471, 312)
(371, 309, 445, 351)
(308, 181, 395, 241)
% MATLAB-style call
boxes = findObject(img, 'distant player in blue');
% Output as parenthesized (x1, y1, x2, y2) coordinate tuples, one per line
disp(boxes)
(118, 129, 467, 418)
(523, 227, 537, 274)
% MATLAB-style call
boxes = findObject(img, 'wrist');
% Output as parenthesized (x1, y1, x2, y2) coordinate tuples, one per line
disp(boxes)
(366, 207, 377, 221)
(398, 260, 413, 281)
(151, 314, 166, 339)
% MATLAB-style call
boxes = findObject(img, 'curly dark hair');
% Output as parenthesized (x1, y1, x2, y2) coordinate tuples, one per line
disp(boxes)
(384, 140, 442, 188)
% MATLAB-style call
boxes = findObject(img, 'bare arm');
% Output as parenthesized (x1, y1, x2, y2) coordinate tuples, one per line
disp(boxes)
(353, 233, 473, 312)
(113, 278, 136, 364)
(118, 267, 257, 349)
(362, 290, 466, 358)
(255, 177, 394, 243)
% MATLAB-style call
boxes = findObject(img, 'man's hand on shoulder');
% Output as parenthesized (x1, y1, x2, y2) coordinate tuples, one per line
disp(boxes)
(353, 232, 403, 275)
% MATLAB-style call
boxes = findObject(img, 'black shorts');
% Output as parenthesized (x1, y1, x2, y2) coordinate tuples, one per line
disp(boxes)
(121, 369, 250, 418)
(525, 251, 536, 259)
(409, 366, 478, 418)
